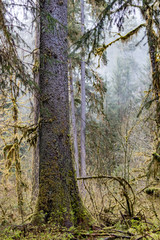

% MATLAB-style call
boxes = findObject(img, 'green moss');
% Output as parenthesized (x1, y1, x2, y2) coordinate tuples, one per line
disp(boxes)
(145, 187, 160, 197)
(153, 152, 160, 162)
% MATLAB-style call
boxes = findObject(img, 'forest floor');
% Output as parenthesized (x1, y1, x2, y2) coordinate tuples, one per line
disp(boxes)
(1, 177, 160, 239)
(1, 219, 160, 240)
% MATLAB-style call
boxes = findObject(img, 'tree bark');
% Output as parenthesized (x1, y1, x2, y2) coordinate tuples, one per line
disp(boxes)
(12, 91, 24, 223)
(32, 0, 40, 204)
(69, 60, 80, 178)
(34, 0, 88, 227)
(80, 0, 86, 177)
(144, 8, 160, 154)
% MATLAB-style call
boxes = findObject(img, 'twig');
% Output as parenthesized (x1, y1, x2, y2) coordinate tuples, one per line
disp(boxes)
(104, 234, 131, 239)
(120, 211, 129, 228)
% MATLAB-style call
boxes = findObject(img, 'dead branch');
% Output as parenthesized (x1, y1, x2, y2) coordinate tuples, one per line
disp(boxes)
(104, 235, 131, 239)
(77, 175, 135, 216)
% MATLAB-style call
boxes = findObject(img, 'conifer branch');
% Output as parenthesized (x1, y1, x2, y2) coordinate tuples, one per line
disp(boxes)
(95, 23, 146, 58)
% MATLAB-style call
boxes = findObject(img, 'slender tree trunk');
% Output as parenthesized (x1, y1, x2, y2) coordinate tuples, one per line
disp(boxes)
(32, 0, 40, 203)
(34, 0, 89, 227)
(11, 84, 24, 223)
(80, 0, 86, 177)
(69, 60, 80, 177)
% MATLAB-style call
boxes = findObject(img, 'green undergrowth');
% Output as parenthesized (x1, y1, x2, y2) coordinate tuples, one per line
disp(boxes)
(115, 218, 160, 240)
(0, 224, 99, 240)
(127, 219, 160, 239)
(1, 218, 160, 240)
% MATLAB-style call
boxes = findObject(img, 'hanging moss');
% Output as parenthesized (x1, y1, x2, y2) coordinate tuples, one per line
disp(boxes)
(94, 23, 146, 66)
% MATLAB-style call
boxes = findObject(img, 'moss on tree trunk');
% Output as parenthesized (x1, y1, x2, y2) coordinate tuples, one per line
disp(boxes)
(33, 0, 90, 227)
(145, 8, 160, 166)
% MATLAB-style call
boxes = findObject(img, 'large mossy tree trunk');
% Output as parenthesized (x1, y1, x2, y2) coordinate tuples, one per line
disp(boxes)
(35, 0, 88, 227)
(144, 8, 160, 154)
(142, 5, 160, 178)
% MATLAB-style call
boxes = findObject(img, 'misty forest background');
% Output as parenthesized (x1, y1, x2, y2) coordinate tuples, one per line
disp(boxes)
(0, 0, 160, 239)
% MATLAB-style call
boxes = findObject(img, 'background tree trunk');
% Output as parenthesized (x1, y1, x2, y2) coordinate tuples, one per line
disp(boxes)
(32, 0, 40, 204)
(80, 0, 86, 177)
(69, 60, 80, 178)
